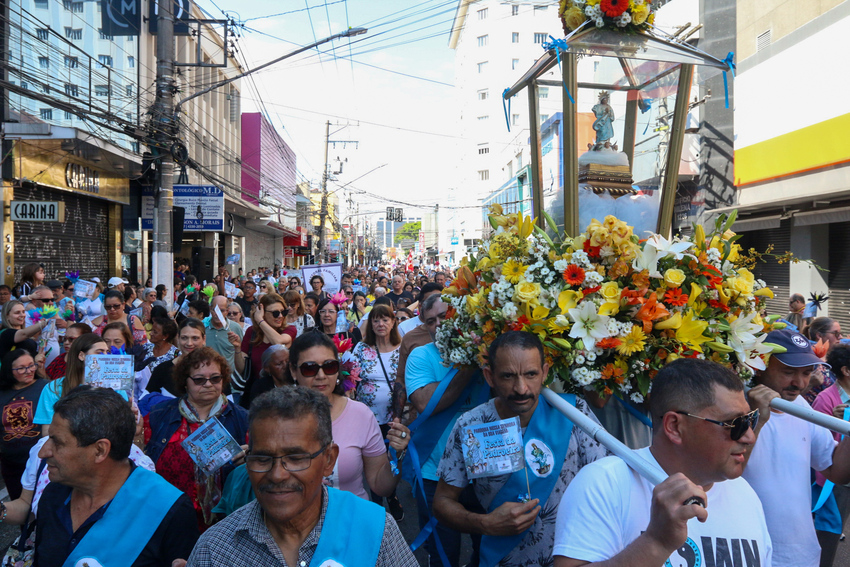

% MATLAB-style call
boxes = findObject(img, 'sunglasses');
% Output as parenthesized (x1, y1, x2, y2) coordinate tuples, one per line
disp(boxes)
(227, 311, 240, 316)
(105, 303, 123, 311)
(298, 360, 340, 377)
(267, 310, 285, 318)
(188, 374, 223, 386)
(675, 408, 759, 441)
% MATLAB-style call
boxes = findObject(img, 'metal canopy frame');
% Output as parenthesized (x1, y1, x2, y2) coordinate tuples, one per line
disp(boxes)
(503, 25, 729, 237)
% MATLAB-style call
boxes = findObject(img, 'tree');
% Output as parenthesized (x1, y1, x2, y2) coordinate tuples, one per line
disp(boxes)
(394, 221, 421, 247)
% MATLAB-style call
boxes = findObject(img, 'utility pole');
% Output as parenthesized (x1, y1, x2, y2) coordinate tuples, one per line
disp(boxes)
(151, 0, 175, 309)
(316, 120, 330, 265)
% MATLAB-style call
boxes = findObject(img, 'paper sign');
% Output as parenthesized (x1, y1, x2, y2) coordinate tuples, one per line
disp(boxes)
(213, 304, 226, 326)
(224, 281, 237, 299)
(461, 417, 524, 479)
(84, 354, 134, 395)
(129, 307, 143, 319)
(74, 280, 96, 299)
(179, 299, 191, 317)
(301, 263, 343, 296)
(181, 417, 243, 476)
(225, 253, 240, 264)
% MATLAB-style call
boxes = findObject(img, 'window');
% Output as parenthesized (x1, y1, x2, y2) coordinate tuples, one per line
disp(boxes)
(125, 112, 132, 120)
(65, 28, 82, 40)
(126, 84, 133, 97)
(477, 61, 488, 73)
(127, 34, 133, 41)
(94, 84, 110, 96)
(34, 0, 48, 8)
(127, 56, 135, 68)
(64, 111, 74, 120)
(131, 142, 140, 153)
(512, 5, 519, 16)
(62, 0, 71, 9)
(541, 114, 549, 123)
(65, 83, 78, 96)
(512, 58, 520, 70)
(477, 8, 488, 20)
(64, 56, 78, 68)
(41, 83, 50, 94)
(38, 57, 49, 69)
(99, 29, 113, 41)
(516, 153, 523, 168)
(477, 35, 488, 47)
(477, 115, 489, 121)
(757, 30, 771, 52)
(512, 114, 520, 126)
(538, 87, 549, 99)
(478, 89, 488, 101)
(98, 55, 113, 67)
(478, 170, 490, 181)
(20, 81, 28, 90)
(512, 32, 520, 43)
(533, 33, 547, 44)
(39, 108, 52, 120)
(36, 28, 49, 40)
(534, 5, 548, 13)
(478, 145, 489, 155)
(71, 2, 83, 12)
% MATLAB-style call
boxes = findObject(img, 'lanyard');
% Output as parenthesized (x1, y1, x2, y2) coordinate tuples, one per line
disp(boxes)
(375, 347, 394, 391)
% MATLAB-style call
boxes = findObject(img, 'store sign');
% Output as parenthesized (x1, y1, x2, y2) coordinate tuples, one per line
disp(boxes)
(142, 185, 224, 231)
(101, 0, 142, 36)
(65, 163, 101, 194)
(451, 237, 459, 245)
(10, 201, 65, 222)
(284, 249, 294, 259)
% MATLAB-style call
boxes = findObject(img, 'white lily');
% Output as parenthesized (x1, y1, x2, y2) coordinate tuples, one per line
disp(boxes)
(632, 245, 662, 278)
(727, 312, 772, 371)
(568, 301, 610, 350)
(644, 234, 695, 261)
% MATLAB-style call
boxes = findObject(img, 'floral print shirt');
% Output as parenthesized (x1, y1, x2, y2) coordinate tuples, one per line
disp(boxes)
(352, 342, 400, 425)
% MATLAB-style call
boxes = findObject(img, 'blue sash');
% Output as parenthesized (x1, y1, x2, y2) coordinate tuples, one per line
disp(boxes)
(479, 394, 575, 567)
(310, 488, 386, 567)
(62, 467, 182, 567)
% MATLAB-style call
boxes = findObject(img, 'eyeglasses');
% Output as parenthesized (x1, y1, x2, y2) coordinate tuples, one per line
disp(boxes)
(105, 303, 123, 311)
(318, 309, 336, 316)
(298, 360, 339, 377)
(397, 316, 410, 322)
(675, 409, 759, 441)
(259, 285, 268, 289)
(188, 374, 224, 386)
(345, 291, 353, 296)
(246, 444, 329, 473)
(67, 287, 75, 292)
(267, 310, 285, 318)
(12, 364, 36, 374)
(227, 311, 241, 316)
(828, 330, 843, 338)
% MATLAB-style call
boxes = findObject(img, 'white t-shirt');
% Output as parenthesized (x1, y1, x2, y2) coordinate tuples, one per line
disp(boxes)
(742, 395, 836, 567)
(397, 316, 421, 337)
(554, 447, 773, 567)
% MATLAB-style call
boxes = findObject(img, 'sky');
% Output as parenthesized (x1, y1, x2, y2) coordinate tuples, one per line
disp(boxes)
(195, 0, 464, 223)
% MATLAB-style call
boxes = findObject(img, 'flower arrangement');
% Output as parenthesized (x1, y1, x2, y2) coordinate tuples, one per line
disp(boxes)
(559, 0, 658, 34)
(435, 205, 789, 402)
(334, 335, 362, 394)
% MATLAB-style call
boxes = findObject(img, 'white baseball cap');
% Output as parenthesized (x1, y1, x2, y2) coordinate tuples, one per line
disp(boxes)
(108, 276, 128, 287)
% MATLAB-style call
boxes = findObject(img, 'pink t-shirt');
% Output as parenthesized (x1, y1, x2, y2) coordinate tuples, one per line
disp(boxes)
(328, 397, 385, 499)
(812, 383, 845, 485)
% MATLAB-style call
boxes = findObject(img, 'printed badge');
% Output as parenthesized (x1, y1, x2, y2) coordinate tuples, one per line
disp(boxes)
(524, 438, 554, 478)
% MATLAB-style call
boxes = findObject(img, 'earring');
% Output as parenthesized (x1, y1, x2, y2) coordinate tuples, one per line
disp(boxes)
(336, 378, 340, 385)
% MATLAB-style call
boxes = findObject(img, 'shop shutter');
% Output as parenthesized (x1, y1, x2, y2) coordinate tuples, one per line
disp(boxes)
(828, 222, 850, 331)
(13, 185, 109, 283)
(737, 220, 791, 318)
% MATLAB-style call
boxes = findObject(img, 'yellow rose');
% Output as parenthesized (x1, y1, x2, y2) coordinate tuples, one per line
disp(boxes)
(631, 3, 649, 25)
(514, 281, 542, 304)
(599, 281, 621, 303)
(663, 268, 686, 288)
(728, 276, 754, 296)
(563, 6, 585, 30)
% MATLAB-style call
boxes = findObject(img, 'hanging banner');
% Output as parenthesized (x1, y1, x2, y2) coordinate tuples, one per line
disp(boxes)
(301, 263, 343, 296)
(142, 185, 224, 232)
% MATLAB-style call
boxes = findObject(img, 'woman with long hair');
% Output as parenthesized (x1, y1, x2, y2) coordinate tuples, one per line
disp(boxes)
(33, 333, 108, 435)
(350, 303, 404, 518)
(90, 290, 147, 346)
(0, 350, 47, 498)
(314, 297, 361, 353)
(283, 290, 314, 337)
(289, 332, 409, 502)
(42, 322, 90, 381)
(0, 301, 47, 361)
(225, 301, 248, 332)
(15, 263, 44, 302)
(802, 316, 842, 404)
(347, 290, 371, 326)
(142, 317, 179, 372)
(235, 293, 295, 394)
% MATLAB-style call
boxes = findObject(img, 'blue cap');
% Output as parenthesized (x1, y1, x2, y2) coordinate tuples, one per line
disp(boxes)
(765, 329, 829, 369)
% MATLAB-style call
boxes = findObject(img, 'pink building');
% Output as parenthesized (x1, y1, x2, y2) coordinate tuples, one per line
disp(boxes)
(241, 112, 297, 227)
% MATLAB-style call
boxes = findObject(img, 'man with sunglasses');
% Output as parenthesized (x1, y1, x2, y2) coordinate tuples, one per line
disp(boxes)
(743, 329, 850, 567)
(186, 386, 417, 567)
(553, 358, 771, 567)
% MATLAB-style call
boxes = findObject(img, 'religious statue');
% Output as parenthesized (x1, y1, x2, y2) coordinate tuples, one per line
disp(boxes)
(591, 91, 616, 151)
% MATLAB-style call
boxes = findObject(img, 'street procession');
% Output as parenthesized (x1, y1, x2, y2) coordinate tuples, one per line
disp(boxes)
(1, 0, 849, 565)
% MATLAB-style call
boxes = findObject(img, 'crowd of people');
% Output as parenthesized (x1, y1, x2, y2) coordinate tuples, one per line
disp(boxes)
(0, 260, 847, 567)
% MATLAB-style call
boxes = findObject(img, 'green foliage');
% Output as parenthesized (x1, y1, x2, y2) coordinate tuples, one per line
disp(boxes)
(394, 221, 421, 246)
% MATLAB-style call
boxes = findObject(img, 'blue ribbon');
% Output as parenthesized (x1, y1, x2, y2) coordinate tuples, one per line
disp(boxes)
(502, 88, 512, 132)
(722, 51, 736, 109)
(614, 395, 653, 428)
(386, 442, 399, 476)
(812, 406, 850, 521)
(542, 35, 575, 104)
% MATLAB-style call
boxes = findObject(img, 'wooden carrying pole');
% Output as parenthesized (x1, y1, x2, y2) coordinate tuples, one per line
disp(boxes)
(656, 63, 694, 237)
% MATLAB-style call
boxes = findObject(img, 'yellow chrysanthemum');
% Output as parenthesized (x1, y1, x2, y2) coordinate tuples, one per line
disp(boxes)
(503, 259, 528, 284)
(616, 325, 647, 356)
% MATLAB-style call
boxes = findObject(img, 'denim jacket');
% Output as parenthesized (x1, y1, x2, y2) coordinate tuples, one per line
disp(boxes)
(145, 397, 249, 476)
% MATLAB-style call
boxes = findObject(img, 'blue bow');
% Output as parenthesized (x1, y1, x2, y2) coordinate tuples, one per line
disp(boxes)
(542, 35, 575, 104)
(109, 345, 127, 355)
(722, 51, 736, 109)
(502, 88, 513, 132)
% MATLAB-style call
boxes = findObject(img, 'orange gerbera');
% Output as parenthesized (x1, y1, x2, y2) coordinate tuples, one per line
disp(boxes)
(600, 0, 629, 17)
(596, 337, 622, 350)
(663, 288, 689, 307)
(563, 264, 586, 285)
(601, 363, 625, 384)
(635, 292, 670, 333)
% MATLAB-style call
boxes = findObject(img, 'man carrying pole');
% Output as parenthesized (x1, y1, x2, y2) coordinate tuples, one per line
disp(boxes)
(553, 358, 771, 567)
(433, 331, 609, 567)
(744, 329, 850, 567)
